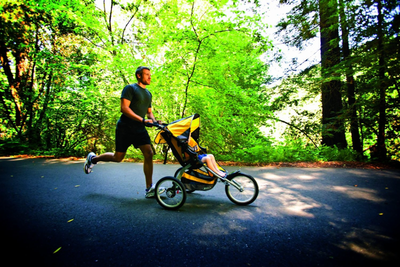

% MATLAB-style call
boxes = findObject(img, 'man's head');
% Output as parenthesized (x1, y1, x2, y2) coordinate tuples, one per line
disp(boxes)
(135, 66, 151, 86)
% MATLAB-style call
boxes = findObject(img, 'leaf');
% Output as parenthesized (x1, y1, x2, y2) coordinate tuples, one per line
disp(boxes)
(53, 247, 62, 254)
(75, 185, 80, 187)
(67, 219, 74, 223)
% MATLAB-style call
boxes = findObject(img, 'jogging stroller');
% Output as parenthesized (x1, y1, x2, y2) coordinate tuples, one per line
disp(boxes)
(149, 114, 259, 210)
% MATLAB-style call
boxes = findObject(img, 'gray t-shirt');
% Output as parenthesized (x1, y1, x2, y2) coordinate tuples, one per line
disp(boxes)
(118, 83, 152, 132)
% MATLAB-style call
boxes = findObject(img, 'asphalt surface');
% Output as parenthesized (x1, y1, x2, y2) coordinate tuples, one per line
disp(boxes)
(1, 157, 400, 267)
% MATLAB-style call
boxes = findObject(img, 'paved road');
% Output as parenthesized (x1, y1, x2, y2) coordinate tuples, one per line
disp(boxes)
(1, 157, 399, 266)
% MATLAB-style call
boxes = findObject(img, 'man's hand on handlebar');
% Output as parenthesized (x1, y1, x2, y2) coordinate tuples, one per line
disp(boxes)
(143, 119, 163, 127)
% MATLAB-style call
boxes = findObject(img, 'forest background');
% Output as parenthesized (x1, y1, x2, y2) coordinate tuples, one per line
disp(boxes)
(0, 0, 399, 164)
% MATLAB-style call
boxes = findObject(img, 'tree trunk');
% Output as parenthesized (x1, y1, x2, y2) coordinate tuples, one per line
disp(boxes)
(376, 0, 387, 160)
(339, 0, 362, 153)
(319, 0, 347, 148)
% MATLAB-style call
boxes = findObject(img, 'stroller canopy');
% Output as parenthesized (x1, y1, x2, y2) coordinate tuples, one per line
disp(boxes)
(155, 114, 200, 147)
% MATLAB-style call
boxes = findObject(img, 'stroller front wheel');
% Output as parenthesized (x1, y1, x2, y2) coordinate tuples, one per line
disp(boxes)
(225, 173, 259, 205)
(155, 176, 187, 210)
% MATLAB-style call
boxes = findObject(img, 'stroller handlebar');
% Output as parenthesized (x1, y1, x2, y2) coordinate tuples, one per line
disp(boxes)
(145, 121, 168, 130)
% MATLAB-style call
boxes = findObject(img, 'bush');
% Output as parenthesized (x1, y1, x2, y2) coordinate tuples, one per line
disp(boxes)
(318, 145, 359, 161)
(224, 140, 359, 164)
(0, 139, 30, 155)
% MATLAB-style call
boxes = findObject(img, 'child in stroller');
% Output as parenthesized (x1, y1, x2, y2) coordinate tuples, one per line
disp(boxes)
(185, 139, 227, 178)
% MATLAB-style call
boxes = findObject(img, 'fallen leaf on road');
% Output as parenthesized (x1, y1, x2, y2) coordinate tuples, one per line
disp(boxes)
(67, 219, 74, 223)
(75, 185, 80, 188)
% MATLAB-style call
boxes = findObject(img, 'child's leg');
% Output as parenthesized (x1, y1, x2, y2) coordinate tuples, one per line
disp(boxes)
(206, 155, 220, 172)
(203, 155, 225, 176)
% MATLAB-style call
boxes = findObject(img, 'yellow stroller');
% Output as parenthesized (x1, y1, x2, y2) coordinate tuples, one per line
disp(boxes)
(149, 114, 259, 210)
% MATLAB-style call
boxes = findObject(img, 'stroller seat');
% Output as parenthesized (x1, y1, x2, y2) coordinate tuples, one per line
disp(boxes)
(154, 114, 226, 190)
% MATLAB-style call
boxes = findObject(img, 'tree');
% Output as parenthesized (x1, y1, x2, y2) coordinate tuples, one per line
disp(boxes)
(319, 0, 347, 148)
(0, 0, 112, 155)
(339, 0, 362, 153)
(350, 0, 399, 160)
(0, 1, 46, 136)
(376, 0, 387, 160)
(276, 0, 399, 160)
(276, 0, 347, 148)
(1, 0, 274, 161)
(132, 0, 271, 151)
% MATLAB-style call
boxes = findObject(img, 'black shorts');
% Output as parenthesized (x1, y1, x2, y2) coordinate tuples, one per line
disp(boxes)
(115, 127, 151, 152)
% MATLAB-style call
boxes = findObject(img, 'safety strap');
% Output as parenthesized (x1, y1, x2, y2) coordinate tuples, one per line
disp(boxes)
(163, 145, 170, 164)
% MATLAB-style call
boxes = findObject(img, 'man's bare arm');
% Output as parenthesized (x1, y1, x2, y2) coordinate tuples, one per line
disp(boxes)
(120, 98, 144, 122)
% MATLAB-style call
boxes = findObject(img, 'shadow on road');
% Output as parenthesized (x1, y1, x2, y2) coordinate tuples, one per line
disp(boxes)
(1, 158, 400, 266)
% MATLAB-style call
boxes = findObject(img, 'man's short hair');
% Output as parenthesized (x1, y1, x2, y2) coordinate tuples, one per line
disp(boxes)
(135, 66, 150, 80)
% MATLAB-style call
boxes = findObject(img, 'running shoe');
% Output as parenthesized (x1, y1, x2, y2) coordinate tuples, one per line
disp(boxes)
(145, 184, 155, 198)
(145, 184, 165, 198)
(84, 152, 96, 174)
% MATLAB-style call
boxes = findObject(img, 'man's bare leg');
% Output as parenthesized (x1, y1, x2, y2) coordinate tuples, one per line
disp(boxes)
(84, 151, 126, 174)
(139, 144, 154, 188)
(92, 151, 126, 163)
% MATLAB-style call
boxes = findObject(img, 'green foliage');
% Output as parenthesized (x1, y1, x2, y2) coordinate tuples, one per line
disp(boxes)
(1, 0, 398, 164)
(0, 0, 115, 157)
(139, 0, 274, 158)
(227, 138, 359, 164)
(0, 0, 275, 160)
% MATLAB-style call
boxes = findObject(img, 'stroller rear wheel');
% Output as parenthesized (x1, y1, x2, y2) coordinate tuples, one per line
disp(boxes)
(155, 176, 187, 210)
(225, 174, 259, 205)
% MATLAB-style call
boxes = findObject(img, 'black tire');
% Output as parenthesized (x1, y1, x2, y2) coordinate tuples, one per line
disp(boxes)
(155, 176, 187, 210)
(174, 167, 195, 193)
(225, 174, 259, 205)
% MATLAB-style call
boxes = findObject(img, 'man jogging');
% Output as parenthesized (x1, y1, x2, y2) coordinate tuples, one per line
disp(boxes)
(83, 66, 161, 198)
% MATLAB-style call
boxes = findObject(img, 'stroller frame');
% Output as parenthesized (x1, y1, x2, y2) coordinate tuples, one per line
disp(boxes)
(149, 114, 259, 210)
